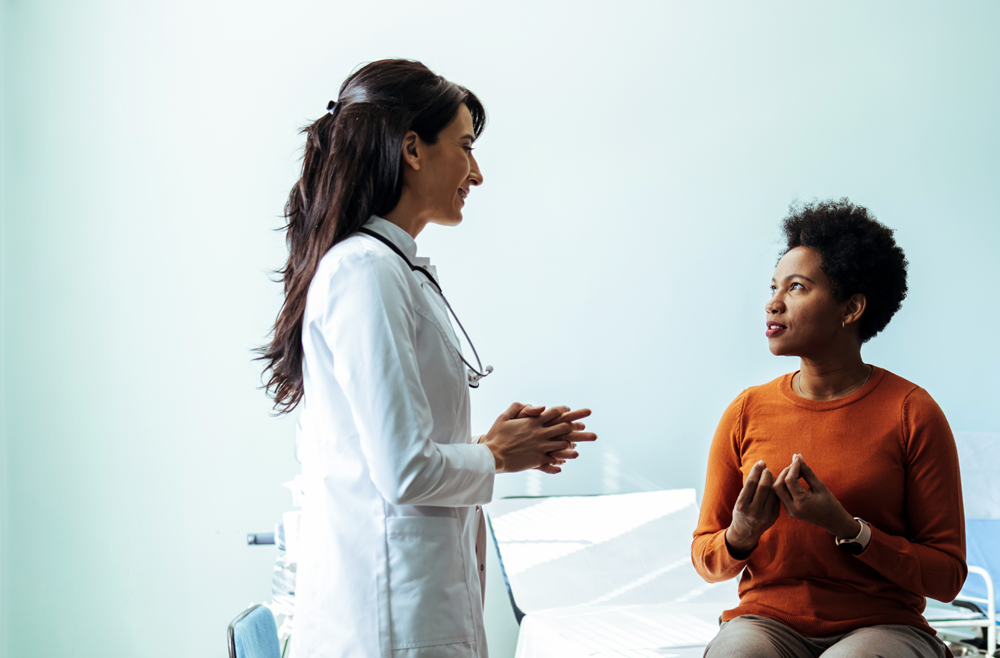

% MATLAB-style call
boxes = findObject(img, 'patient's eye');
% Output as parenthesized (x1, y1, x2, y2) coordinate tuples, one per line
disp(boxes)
(769, 285, 777, 295)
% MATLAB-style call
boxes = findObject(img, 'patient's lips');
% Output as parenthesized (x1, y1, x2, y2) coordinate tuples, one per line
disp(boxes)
(766, 321, 787, 338)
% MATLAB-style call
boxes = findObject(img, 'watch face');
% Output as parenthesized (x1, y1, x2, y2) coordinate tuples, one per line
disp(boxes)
(837, 541, 865, 556)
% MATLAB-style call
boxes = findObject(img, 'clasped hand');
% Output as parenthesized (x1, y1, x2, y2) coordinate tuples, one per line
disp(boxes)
(482, 402, 597, 474)
(726, 454, 859, 557)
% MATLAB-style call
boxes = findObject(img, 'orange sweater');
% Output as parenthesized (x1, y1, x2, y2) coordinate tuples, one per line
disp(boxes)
(692, 367, 966, 637)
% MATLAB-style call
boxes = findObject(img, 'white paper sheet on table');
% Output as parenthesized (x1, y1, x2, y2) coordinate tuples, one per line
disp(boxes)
(487, 490, 740, 658)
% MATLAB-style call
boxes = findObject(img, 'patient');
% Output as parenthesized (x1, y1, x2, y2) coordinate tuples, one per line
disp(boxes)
(692, 199, 965, 658)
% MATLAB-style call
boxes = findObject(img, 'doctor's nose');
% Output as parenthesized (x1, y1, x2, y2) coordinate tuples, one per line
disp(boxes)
(469, 154, 483, 186)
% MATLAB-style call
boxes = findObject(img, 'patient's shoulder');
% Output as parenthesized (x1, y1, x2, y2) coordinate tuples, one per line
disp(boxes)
(742, 373, 791, 404)
(875, 367, 921, 397)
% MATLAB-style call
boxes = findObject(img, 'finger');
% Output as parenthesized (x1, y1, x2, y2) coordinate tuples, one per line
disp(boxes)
(734, 479, 751, 510)
(754, 468, 774, 506)
(500, 402, 527, 421)
(784, 460, 807, 497)
(547, 449, 580, 460)
(561, 431, 597, 443)
(516, 405, 545, 419)
(540, 439, 572, 454)
(771, 465, 791, 498)
(547, 408, 592, 426)
(540, 422, 577, 439)
(540, 453, 565, 467)
(755, 484, 776, 515)
(536, 464, 562, 474)
(736, 461, 764, 508)
(772, 479, 792, 508)
(796, 455, 825, 492)
(787, 455, 801, 482)
(766, 491, 781, 518)
(537, 405, 569, 425)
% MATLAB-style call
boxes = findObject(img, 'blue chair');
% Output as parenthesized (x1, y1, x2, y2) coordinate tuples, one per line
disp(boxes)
(227, 604, 281, 658)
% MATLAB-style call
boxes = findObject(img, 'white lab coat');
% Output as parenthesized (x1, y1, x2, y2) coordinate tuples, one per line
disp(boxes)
(290, 216, 496, 658)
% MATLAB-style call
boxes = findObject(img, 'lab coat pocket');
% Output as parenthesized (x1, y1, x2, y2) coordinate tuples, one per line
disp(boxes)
(385, 516, 475, 649)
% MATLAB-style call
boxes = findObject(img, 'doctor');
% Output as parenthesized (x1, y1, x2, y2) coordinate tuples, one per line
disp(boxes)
(259, 59, 596, 658)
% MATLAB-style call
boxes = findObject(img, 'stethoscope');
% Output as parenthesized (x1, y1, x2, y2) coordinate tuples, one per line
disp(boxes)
(358, 228, 494, 388)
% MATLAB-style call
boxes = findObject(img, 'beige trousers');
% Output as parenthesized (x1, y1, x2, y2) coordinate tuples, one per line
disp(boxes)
(704, 615, 951, 658)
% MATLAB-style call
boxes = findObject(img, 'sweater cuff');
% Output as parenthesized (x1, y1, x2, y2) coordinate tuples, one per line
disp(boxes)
(854, 523, 896, 567)
(702, 529, 751, 581)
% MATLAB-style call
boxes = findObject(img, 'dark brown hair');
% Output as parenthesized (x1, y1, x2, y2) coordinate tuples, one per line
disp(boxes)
(259, 59, 487, 413)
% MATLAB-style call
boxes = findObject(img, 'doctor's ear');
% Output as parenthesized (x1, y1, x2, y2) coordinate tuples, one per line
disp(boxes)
(401, 131, 420, 171)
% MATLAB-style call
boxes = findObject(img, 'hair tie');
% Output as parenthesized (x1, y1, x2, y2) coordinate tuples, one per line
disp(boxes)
(326, 100, 340, 115)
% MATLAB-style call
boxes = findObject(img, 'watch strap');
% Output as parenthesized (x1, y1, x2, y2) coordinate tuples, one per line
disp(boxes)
(836, 517, 871, 555)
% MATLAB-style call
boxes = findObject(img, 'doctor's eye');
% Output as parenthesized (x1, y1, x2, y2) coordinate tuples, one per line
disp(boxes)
(769, 285, 777, 295)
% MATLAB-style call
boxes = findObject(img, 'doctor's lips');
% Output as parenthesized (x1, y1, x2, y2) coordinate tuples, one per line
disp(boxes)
(766, 321, 787, 338)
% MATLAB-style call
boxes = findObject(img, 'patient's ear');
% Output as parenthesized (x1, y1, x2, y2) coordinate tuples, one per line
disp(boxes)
(843, 294, 866, 327)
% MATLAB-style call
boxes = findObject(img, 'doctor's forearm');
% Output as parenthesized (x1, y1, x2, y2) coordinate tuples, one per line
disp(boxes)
(374, 443, 495, 507)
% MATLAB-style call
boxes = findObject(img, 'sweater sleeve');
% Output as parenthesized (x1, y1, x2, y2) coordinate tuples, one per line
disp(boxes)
(856, 388, 967, 601)
(692, 391, 751, 582)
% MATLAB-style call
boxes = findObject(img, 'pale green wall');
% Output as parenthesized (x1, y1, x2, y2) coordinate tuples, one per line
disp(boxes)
(2, 2, 999, 657)
(1, 1, 6, 652)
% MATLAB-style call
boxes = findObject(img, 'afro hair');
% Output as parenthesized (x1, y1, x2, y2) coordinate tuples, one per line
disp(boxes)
(779, 199, 908, 343)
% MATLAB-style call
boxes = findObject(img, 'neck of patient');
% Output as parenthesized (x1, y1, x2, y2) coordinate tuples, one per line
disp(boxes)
(797, 351, 869, 401)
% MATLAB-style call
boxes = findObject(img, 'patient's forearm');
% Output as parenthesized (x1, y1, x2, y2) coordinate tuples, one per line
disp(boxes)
(692, 528, 749, 582)
(856, 525, 967, 602)
(724, 525, 759, 558)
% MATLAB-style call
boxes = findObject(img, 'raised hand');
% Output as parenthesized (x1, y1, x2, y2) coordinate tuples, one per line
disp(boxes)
(726, 460, 780, 558)
(516, 405, 596, 474)
(483, 403, 595, 474)
(772, 454, 860, 538)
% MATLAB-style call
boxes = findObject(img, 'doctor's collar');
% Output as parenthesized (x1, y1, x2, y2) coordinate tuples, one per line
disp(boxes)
(364, 216, 419, 261)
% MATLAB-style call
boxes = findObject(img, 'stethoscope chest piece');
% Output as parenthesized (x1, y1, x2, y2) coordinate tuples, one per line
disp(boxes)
(467, 365, 494, 389)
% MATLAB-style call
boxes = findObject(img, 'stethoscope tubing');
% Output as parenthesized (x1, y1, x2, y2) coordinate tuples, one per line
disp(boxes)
(357, 227, 493, 387)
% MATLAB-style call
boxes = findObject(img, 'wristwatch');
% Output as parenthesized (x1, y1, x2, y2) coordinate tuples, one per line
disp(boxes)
(835, 517, 871, 555)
